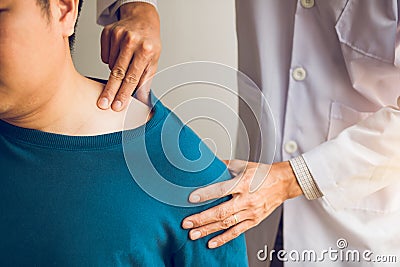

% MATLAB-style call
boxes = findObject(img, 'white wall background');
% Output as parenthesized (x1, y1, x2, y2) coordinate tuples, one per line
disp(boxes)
(73, 0, 238, 159)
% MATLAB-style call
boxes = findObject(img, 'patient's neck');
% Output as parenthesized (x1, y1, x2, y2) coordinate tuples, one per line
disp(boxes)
(3, 60, 151, 136)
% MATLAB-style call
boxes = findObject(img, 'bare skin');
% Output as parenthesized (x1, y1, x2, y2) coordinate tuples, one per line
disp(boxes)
(0, 0, 151, 136)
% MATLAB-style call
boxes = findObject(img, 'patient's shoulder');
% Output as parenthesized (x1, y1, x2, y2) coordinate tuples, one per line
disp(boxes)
(134, 99, 231, 188)
(79, 76, 153, 135)
(123, 98, 153, 131)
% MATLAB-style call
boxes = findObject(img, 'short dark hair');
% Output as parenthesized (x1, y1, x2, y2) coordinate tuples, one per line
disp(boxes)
(36, 0, 84, 51)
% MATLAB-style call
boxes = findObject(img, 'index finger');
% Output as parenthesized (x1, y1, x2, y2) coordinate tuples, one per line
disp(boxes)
(188, 175, 242, 203)
(111, 50, 150, 111)
(182, 198, 242, 229)
(97, 42, 136, 110)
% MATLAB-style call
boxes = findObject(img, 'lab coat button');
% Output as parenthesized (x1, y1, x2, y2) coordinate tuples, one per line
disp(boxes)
(285, 141, 298, 154)
(301, 0, 315, 9)
(293, 67, 307, 81)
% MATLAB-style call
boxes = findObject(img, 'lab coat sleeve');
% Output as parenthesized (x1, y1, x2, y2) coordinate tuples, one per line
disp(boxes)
(302, 1, 400, 210)
(97, 0, 157, 26)
(303, 104, 400, 211)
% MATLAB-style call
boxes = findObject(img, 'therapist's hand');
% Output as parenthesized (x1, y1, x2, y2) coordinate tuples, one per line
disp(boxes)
(98, 2, 161, 111)
(182, 160, 303, 248)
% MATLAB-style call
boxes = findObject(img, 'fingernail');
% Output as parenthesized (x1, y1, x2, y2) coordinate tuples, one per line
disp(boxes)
(189, 194, 201, 203)
(209, 241, 218, 249)
(98, 98, 109, 109)
(182, 221, 194, 229)
(190, 231, 201, 240)
(113, 100, 123, 111)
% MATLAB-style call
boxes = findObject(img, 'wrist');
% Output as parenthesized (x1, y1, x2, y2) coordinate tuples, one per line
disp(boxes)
(275, 161, 303, 200)
(119, 2, 157, 19)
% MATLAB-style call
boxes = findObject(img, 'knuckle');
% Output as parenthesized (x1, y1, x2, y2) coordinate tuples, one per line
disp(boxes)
(125, 32, 140, 47)
(141, 41, 155, 55)
(111, 30, 122, 42)
(247, 195, 258, 208)
(196, 216, 204, 226)
(221, 218, 233, 229)
(201, 228, 209, 237)
(124, 73, 139, 85)
(112, 25, 124, 35)
(111, 67, 126, 80)
(249, 208, 258, 218)
(246, 197, 254, 208)
(192, 214, 204, 226)
(215, 207, 229, 221)
(231, 227, 241, 238)
(262, 201, 271, 212)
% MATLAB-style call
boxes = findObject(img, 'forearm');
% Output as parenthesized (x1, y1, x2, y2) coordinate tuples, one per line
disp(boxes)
(97, 0, 158, 25)
(303, 105, 400, 210)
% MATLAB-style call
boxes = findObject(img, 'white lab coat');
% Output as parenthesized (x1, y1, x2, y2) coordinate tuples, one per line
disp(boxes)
(237, 0, 400, 266)
(97, 0, 400, 266)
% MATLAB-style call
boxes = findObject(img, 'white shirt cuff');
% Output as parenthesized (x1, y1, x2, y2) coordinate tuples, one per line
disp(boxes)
(289, 155, 323, 200)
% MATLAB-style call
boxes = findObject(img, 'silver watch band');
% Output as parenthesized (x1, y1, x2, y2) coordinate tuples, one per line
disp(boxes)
(289, 155, 323, 200)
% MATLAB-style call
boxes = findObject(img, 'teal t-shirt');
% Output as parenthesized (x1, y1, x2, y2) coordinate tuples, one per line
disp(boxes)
(0, 97, 248, 267)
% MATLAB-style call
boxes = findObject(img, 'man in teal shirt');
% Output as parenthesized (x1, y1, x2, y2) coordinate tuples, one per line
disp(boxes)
(0, 0, 247, 266)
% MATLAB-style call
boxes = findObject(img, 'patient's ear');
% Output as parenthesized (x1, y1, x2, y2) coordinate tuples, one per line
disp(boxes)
(56, 0, 80, 38)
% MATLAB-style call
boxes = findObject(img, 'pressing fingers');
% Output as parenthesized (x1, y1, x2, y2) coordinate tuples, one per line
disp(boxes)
(98, 65, 128, 110)
(188, 175, 243, 204)
(98, 35, 137, 110)
(183, 199, 243, 229)
(111, 50, 150, 111)
(188, 210, 248, 241)
(207, 220, 255, 249)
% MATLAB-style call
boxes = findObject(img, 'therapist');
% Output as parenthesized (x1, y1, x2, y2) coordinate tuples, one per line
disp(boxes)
(97, 1, 400, 266)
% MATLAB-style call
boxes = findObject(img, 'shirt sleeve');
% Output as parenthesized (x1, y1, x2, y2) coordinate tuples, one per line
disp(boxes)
(97, 0, 158, 26)
(303, 105, 400, 211)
